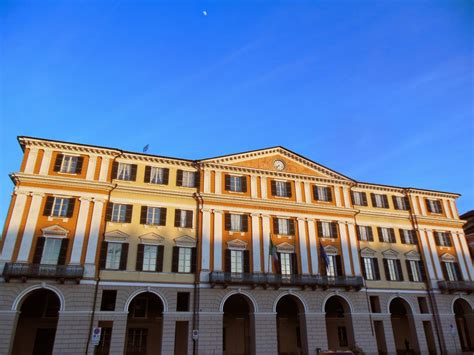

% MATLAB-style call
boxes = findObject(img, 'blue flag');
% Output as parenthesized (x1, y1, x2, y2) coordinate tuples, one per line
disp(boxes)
(320, 243, 330, 270)
(143, 144, 149, 153)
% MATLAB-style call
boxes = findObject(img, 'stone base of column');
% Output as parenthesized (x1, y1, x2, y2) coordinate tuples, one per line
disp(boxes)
(0, 311, 19, 355)
(254, 312, 278, 354)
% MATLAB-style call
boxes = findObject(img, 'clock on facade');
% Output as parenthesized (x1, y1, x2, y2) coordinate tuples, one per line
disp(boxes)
(273, 159, 285, 171)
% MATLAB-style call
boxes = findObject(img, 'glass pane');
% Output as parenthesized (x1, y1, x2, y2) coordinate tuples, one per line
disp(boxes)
(41, 238, 62, 264)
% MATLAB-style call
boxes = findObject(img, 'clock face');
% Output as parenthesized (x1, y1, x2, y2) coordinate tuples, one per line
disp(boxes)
(273, 160, 285, 171)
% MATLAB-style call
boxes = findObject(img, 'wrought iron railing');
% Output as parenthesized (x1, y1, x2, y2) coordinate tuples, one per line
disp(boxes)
(209, 272, 364, 290)
(438, 280, 474, 293)
(3, 263, 84, 282)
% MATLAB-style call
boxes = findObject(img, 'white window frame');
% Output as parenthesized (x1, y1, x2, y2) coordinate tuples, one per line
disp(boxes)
(229, 175, 243, 192)
(394, 196, 408, 210)
(230, 214, 242, 232)
(230, 250, 243, 273)
(52, 197, 70, 217)
(146, 207, 162, 225)
(111, 204, 127, 223)
(60, 155, 78, 174)
(178, 247, 192, 273)
(280, 252, 292, 276)
(428, 199, 442, 214)
(437, 232, 450, 247)
(374, 194, 385, 208)
(409, 260, 422, 282)
(178, 210, 191, 228)
(327, 255, 337, 277)
(142, 245, 158, 271)
(277, 218, 290, 235)
(321, 222, 332, 238)
(363, 257, 375, 280)
(275, 181, 288, 197)
(353, 191, 364, 206)
(106, 242, 122, 270)
(40, 238, 62, 265)
(150, 167, 165, 184)
(117, 163, 132, 180)
(182, 171, 195, 188)
(386, 259, 398, 281)
(359, 226, 370, 241)
(317, 186, 330, 201)
(444, 262, 458, 281)
(380, 228, 391, 243)
(402, 230, 416, 244)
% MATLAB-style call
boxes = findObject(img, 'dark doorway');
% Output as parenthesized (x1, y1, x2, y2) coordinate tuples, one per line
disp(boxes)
(453, 299, 474, 351)
(276, 295, 307, 355)
(389, 298, 420, 355)
(325, 296, 355, 352)
(223, 294, 254, 355)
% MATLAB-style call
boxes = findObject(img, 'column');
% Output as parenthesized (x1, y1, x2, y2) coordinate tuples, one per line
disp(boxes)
(304, 182, 311, 204)
(262, 215, 271, 273)
(426, 230, 443, 280)
(198, 312, 224, 354)
(449, 199, 459, 218)
(419, 196, 427, 215)
(215, 171, 222, 194)
(39, 149, 52, 175)
(458, 232, 474, 280)
(70, 198, 92, 264)
(84, 199, 105, 277)
(86, 155, 97, 180)
(451, 232, 469, 281)
(0, 191, 29, 265)
(442, 200, 453, 219)
(410, 195, 420, 215)
(295, 181, 303, 203)
(304, 312, 328, 353)
(260, 177, 267, 199)
(342, 186, 351, 208)
(418, 229, 437, 282)
(307, 219, 319, 274)
(98, 157, 109, 181)
(334, 186, 342, 207)
(0, 310, 19, 355)
(213, 210, 223, 271)
(297, 218, 309, 274)
(338, 221, 353, 275)
(347, 223, 361, 275)
(254, 312, 278, 354)
(250, 175, 257, 198)
(24, 147, 38, 173)
(251, 213, 261, 272)
(17, 193, 44, 262)
(203, 169, 211, 193)
(200, 209, 212, 280)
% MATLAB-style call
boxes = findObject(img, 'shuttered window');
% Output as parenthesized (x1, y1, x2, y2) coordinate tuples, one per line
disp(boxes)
(175, 210, 193, 228)
(54, 154, 84, 174)
(106, 243, 122, 270)
(40, 238, 62, 265)
(318, 221, 338, 239)
(148, 167, 169, 184)
(116, 163, 134, 181)
(230, 250, 243, 273)
(435, 232, 451, 247)
(142, 245, 158, 272)
(327, 255, 337, 277)
(426, 199, 443, 214)
(400, 229, 417, 244)
(51, 197, 70, 217)
(443, 262, 461, 281)
(182, 171, 195, 187)
(178, 247, 192, 273)
(142, 207, 166, 226)
(230, 176, 242, 192)
(111, 204, 128, 223)
(378, 227, 396, 243)
(357, 226, 374, 241)
(362, 257, 376, 280)
(371, 193, 389, 208)
(407, 260, 424, 282)
(393, 196, 410, 210)
(383, 259, 403, 281)
(271, 180, 291, 197)
(351, 191, 368, 206)
(313, 186, 332, 202)
(280, 253, 292, 276)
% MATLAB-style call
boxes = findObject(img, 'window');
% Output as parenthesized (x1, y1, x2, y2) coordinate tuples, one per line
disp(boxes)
(418, 297, 429, 314)
(435, 232, 452, 247)
(148, 167, 168, 184)
(401, 229, 417, 244)
(371, 193, 389, 208)
(142, 245, 158, 271)
(351, 191, 368, 206)
(225, 175, 246, 192)
(362, 257, 380, 280)
(378, 227, 395, 243)
(357, 226, 373, 241)
(176, 292, 190, 312)
(111, 204, 128, 223)
(175, 209, 193, 228)
(393, 196, 410, 210)
(370, 296, 381, 313)
(43, 196, 75, 218)
(127, 328, 148, 353)
(106, 243, 122, 270)
(178, 247, 192, 273)
(313, 186, 332, 202)
(100, 290, 117, 311)
(143, 206, 166, 226)
(53, 154, 83, 174)
(318, 221, 337, 238)
(384, 259, 403, 281)
(280, 252, 292, 276)
(116, 163, 132, 180)
(443, 262, 461, 281)
(275, 218, 294, 235)
(327, 255, 338, 277)
(52, 197, 70, 217)
(40, 238, 62, 264)
(407, 260, 424, 282)
(271, 180, 291, 197)
(230, 250, 243, 273)
(426, 199, 443, 214)
(95, 321, 113, 355)
(225, 214, 248, 232)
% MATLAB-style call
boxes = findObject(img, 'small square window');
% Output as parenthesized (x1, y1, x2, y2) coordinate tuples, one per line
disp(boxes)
(100, 290, 117, 311)
(418, 297, 429, 314)
(370, 296, 381, 313)
(176, 292, 190, 312)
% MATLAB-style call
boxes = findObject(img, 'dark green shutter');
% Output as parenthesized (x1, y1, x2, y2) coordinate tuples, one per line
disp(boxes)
(172, 247, 179, 272)
(156, 245, 164, 272)
(130, 164, 137, 181)
(370, 193, 377, 207)
(174, 209, 181, 227)
(313, 186, 319, 200)
(57, 238, 69, 265)
(419, 261, 426, 281)
(350, 191, 355, 205)
(43, 196, 54, 216)
(225, 249, 231, 272)
(241, 176, 247, 192)
(241, 215, 249, 232)
(317, 222, 323, 238)
(330, 223, 338, 238)
(66, 198, 75, 218)
(140, 206, 147, 224)
(191, 248, 197, 272)
(335, 255, 342, 276)
(136, 244, 144, 271)
(105, 202, 113, 221)
(406, 260, 413, 281)
(112, 162, 118, 179)
(389, 228, 396, 243)
(374, 258, 381, 280)
(396, 259, 404, 281)
(224, 214, 231, 231)
(32, 237, 46, 264)
(185, 211, 193, 228)
(194, 172, 200, 189)
(361, 192, 368, 206)
(392, 196, 399, 210)
(382, 195, 389, 208)
(326, 187, 333, 202)
(291, 253, 298, 275)
(224, 175, 231, 191)
(144, 166, 151, 183)
(53, 154, 63, 172)
(271, 181, 277, 196)
(99, 242, 108, 270)
(367, 227, 374, 241)
(360, 257, 367, 278)
(119, 244, 128, 270)
(377, 227, 383, 242)
(162, 168, 169, 184)
(285, 182, 292, 197)
(383, 259, 390, 281)
(243, 250, 250, 273)
(176, 170, 183, 186)
(75, 157, 84, 174)
(273, 218, 279, 234)
(288, 219, 295, 235)
(125, 205, 133, 223)
(159, 208, 167, 226)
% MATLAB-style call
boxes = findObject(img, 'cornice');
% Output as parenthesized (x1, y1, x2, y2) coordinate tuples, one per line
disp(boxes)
(113, 185, 197, 200)
(10, 173, 115, 192)
(18, 137, 121, 157)
(119, 153, 195, 167)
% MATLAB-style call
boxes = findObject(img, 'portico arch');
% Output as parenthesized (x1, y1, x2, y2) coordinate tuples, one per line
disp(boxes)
(453, 298, 474, 351)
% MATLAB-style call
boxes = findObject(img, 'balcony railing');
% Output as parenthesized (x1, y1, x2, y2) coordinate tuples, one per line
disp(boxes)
(3, 263, 84, 283)
(209, 272, 364, 290)
(438, 280, 474, 293)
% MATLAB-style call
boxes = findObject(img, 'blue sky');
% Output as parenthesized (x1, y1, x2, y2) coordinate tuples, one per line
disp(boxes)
(0, 0, 473, 224)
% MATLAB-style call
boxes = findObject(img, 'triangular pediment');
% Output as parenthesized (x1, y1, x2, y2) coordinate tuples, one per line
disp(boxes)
(440, 253, 455, 262)
(276, 242, 295, 253)
(227, 239, 247, 250)
(104, 230, 129, 241)
(405, 250, 421, 260)
(324, 245, 339, 255)
(382, 249, 399, 258)
(42, 225, 69, 237)
(139, 232, 165, 244)
(174, 235, 196, 247)
(360, 247, 377, 257)
(202, 147, 352, 181)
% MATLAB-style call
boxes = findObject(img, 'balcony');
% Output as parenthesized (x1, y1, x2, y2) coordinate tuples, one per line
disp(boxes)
(209, 272, 364, 291)
(438, 280, 474, 294)
(3, 263, 84, 283)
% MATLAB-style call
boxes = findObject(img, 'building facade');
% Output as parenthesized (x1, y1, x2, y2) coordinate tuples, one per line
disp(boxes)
(460, 210, 474, 258)
(0, 136, 473, 355)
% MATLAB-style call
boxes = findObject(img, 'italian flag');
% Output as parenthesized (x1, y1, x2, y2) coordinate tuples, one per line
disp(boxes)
(270, 238, 279, 272)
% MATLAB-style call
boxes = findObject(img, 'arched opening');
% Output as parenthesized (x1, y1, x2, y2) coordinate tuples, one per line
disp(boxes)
(125, 292, 164, 355)
(276, 295, 307, 354)
(325, 296, 355, 351)
(453, 299, 474, 351)
(389, 298, 420, 354)
(12, 289, 61, 355)
(223, 294, 255, 355)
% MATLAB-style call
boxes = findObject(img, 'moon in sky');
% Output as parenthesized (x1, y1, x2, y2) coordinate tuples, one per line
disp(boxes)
(202, 10, 208, 16)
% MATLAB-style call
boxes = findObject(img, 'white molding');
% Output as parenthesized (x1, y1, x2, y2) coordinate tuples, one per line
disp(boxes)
(360, 247, 377, 257)
(201, 209, 211, 271)
(123, 289, 168, 313)
(382, 249, 399, 259)
(215, 171, 222, 194)
(426, 230, 443, 279)
(250, 175, 257, 198)
(138, 232, 165, 245)
(347, 223, 361, 275)
(260, 177, 267, 199)
(86, 155, 97, 180)
(84, 200, 105, 268)
(295, 181, 303, 203)
(17, 194, 43, 262)
(98, 157, 109, 182)
(251, 213, 261, 272)
(451, 232, 469, 281)
(262, 215, 271, 273)
(12, 283, 65, 311)
(0, 193, 28, 261)
(42, 224, 69, 238)
(307, 219, 319, 275)
(297, 218, 308, 274)
(24, 147, 39, 174)
(276, 242, 295, 253)
(39, 149, 52, 175)
(227, 238, 247, 250)
(405, 250, 421, 261)
(214, 211, 223, 270)
(174, 235, 196, 248)
(338, 221, 353, 275)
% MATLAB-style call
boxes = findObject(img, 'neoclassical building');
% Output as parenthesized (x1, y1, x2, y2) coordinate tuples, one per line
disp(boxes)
(0, 136, 473, 355)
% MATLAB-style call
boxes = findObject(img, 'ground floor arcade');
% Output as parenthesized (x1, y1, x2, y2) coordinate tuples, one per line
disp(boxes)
(0, 281, 473, 354)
